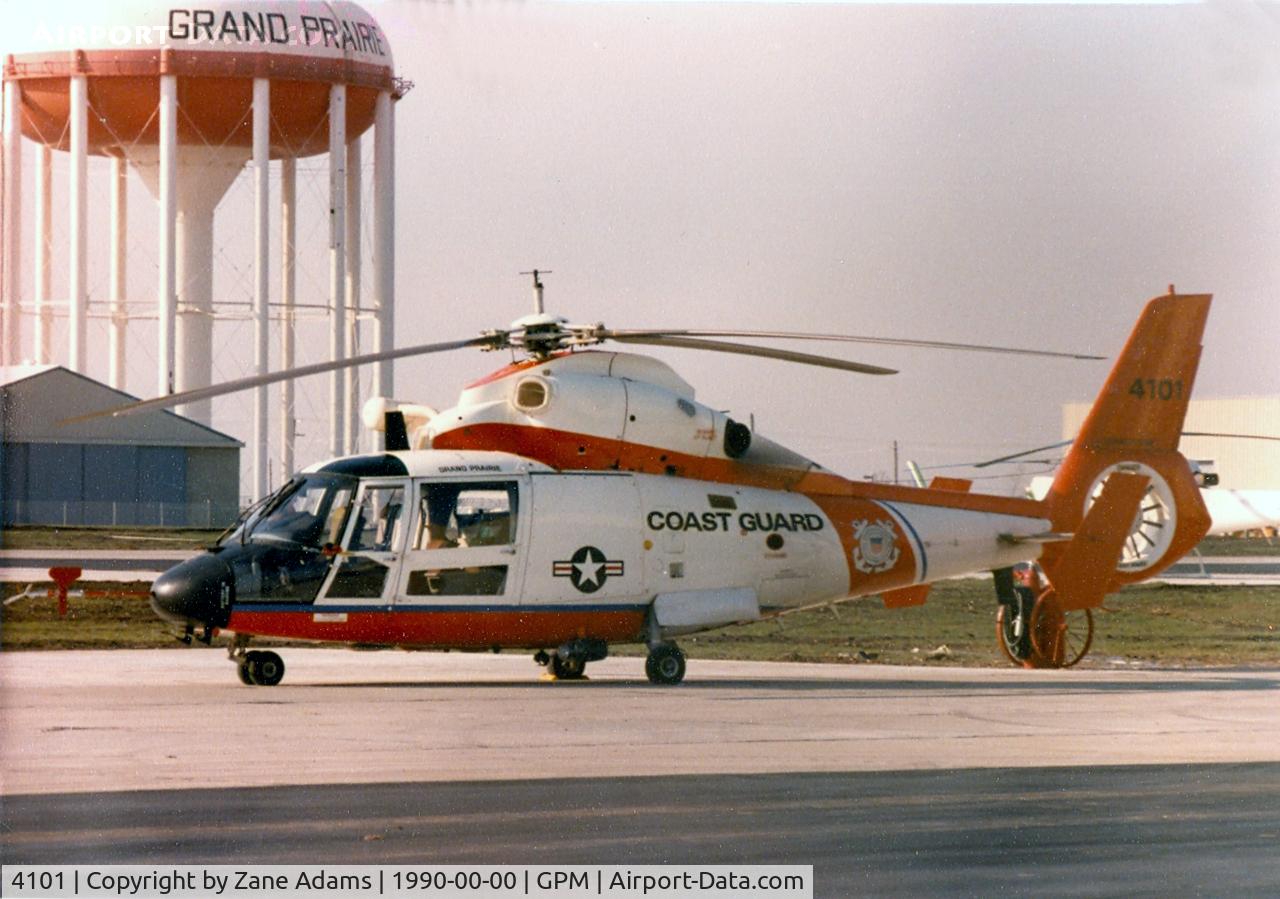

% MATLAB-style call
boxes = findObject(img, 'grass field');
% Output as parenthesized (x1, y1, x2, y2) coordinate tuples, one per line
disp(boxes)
(3, 576, 1277, 668)
(0, 526, 224, 551)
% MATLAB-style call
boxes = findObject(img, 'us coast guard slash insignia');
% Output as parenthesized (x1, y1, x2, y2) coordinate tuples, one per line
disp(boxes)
(851, 520, 900, 573)
(553, 546, 624, 593)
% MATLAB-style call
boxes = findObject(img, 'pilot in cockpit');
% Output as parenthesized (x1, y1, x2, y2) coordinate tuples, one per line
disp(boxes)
(420, 484, 462, 549)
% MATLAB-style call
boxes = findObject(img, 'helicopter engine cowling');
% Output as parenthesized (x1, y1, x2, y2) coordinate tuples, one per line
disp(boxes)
(425, 350, 828, 487)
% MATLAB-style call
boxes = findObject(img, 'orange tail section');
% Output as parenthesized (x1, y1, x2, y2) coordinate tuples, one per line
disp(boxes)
(1040, 291, 1213, 601)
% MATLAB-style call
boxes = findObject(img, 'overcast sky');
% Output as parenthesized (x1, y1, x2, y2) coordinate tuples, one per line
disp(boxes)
(5, 1, 1279, 490)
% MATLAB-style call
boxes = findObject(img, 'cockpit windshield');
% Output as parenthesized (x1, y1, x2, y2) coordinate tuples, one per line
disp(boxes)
(247, 474, 356, 549)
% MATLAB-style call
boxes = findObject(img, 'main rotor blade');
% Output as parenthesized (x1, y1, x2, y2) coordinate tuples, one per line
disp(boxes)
(1183, 431, 1280, 443)
(603, 328, 1105, 361)
(973, 440, 1075, 468)
(59, 335, 497, 425)
(607, 334, 897, 375)
(974, 431, 1280, 469)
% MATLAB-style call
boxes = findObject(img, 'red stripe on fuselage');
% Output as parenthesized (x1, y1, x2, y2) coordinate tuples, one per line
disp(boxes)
(226, 607, 647, 648)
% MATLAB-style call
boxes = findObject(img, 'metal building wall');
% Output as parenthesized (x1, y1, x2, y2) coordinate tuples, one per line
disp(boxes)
(1063, 396, 1280, 489)
(2, 367, 242, 526)
(1, 441, 239, 526)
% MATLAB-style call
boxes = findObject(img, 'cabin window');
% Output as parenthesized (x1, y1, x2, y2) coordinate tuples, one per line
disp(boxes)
(328, 556, 394, 599)
(415, 481, 518, 549)
(406, 565, 509, 596)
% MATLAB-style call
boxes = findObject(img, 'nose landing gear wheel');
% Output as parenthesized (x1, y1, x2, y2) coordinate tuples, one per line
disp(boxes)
(645, 643, 686, 685)
(244, 650, 286, 686)
(1028, 589, 1094, 669)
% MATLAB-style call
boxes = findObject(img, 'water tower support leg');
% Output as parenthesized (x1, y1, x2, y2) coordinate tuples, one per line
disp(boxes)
(68, 74, 87, 373)
(35, 145, 51, 363)
(344, 135, 361, 455)
(253, 77, 270, 501)
(328, 83, 346, 457)
(373, 90, 395, 403)
(158, 73, 177, 398)
(280, 157, 296, 476)
(109, 155, 127, 387)
(2, 79, 21, 367)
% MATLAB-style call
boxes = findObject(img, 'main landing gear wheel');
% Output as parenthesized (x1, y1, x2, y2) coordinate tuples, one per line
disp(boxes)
(995, 586, 1035, 665)
(550, 652, 586, 680)
(645, 643, 686, 685)
(1028, 589, 1095, 669)
(243, 650, 286, 686)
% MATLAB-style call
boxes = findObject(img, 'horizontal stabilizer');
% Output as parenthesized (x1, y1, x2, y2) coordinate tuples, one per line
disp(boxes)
(928, 476, 973, 492)
(998, 531, 1073, 546)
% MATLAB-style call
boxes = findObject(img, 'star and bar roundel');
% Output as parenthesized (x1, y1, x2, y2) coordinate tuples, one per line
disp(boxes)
(553, 546, 624, 594)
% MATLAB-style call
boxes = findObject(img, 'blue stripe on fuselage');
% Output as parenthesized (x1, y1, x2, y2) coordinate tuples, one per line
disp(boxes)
(879, 501, 927, 582)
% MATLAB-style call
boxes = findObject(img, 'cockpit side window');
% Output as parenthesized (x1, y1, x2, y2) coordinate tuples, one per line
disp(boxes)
(415, 481, 518, 549)
(324, 487, 354, 545)
(250, 475, 355, 549)
(347, 484, 406, 552)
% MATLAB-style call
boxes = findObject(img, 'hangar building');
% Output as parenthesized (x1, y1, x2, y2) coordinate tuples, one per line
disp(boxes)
(1064, 396, 1280, 489)
(1, 366, 242, 527)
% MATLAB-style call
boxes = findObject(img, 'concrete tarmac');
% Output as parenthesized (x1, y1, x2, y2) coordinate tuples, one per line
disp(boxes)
(3, 651, 1279, 894)
(1157, 555, 1280, 585)
(3, 651, 1280, 794)
(6, 766, 1280, 895)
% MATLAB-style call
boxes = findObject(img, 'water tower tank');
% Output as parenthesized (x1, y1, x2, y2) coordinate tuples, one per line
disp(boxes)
(2, 0, 403, 498)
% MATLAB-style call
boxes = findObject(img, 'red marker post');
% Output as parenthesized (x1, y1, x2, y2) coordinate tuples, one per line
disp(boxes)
(48, 567, 82, 618)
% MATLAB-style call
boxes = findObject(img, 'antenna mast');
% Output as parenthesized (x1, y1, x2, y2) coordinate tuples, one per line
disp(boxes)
(520, 268, 551, 314)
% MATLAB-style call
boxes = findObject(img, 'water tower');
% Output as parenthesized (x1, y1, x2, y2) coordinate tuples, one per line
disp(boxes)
(1, 0, 403, 498)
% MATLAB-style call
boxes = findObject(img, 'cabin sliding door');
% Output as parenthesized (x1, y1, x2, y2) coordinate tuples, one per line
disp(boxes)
(394, 478, 527, 605)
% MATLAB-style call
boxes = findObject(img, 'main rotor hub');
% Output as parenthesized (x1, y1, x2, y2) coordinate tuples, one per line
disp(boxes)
(492, 314, 607, 359)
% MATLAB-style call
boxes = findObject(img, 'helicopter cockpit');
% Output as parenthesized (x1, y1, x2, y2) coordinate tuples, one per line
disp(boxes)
(243, 474, 355, 551)
(149, 474, 360, 630)
(149, 451, 549, 643)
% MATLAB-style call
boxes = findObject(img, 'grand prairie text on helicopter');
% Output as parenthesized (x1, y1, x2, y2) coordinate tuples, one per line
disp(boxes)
(75, 280, 1213, 686)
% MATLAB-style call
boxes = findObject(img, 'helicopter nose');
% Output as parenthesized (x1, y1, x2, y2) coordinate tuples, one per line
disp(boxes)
(150, 553, 234, 628)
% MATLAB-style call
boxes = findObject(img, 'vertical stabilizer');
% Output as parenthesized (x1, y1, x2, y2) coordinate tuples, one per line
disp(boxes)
(1042, 291, 1213, 594)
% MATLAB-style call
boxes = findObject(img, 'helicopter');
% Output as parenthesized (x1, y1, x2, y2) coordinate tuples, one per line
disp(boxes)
(81, 280, 1213, 685)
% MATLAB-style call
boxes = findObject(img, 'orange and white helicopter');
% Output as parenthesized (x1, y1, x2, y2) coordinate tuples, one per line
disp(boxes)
(88, 280, 1213, 685)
